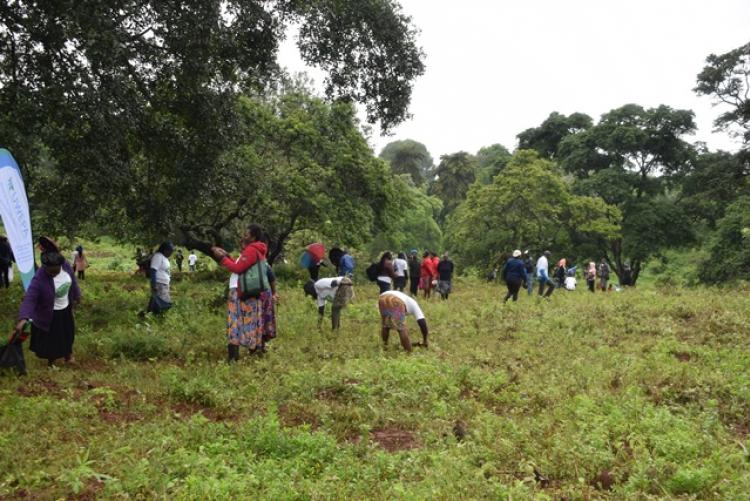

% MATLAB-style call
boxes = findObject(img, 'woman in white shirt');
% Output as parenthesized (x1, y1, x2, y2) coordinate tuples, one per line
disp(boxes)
(378, 290, 429, 352)
(304, 276, 354, 330)
(393, 252, 408, 292)
(148, 242, 173, 314)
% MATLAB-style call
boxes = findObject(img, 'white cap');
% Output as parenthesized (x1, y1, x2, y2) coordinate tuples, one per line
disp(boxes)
(512, 249, 522, 257)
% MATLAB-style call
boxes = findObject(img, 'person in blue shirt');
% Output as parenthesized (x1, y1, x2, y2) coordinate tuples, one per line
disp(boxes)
(337, 250, 355, 277)
(501, 250, 528, 302)
(536, 250, 555, 298)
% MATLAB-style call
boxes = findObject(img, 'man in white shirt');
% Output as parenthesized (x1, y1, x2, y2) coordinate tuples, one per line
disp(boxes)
(535, 250, 555, 297)
(304, 276, 354, 330)
(378, 290, 429, 351)
(188, 252, 198, 272)
(393, 252, 408, 291)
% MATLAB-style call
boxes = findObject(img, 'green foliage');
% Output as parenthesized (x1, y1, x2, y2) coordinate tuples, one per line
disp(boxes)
(475, 143, 512, 185)
(447, 150, 620, 269)
(517, 111, 593, 159)
(429, 152, 478, 224)
(699, 195, 750, 283)
(379, 139, 434, 186)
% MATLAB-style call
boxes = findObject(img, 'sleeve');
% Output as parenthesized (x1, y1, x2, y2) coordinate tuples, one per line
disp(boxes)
(408, 297, 425, 321)
(18, 276, 41, 321)
(64, 262, 81, 303)
(221, 247, 260, 274)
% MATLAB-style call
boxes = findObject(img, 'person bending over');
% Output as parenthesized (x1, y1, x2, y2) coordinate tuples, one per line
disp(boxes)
(378, 290, 429, 352)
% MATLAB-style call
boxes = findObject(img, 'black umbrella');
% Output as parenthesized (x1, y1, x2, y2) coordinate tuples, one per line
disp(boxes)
(0, 331, 27, 376)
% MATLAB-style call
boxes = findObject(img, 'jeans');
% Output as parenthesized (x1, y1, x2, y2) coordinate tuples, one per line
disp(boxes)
(526, 274, 534, 295)
(538, 275, 555, 297)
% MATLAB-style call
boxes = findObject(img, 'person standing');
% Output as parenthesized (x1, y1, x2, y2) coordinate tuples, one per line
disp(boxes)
(419, 251, 435, 299)
(0, 235, 13, 288)
(536, 250, 555, 298)
(586, 262, 596, 292)
(376, 252, 396, 294)
(436, 252, 454, 300)
(598, 258, 610, 292)
(407, 250, 421, 297)
(523, 251, 534, 296)
(378, 290, 430, 352)
(502, 250, 528, 302)
(187, 251, 198, 272)
(393, 252, 408, 292)
(72, 245, 89, 280)
(148, 242, 174, 314)
(337, 249, 355, 277)
(175, 249, 184, 273)
(212, 224, 275, 360)
(554, 258, 567, 288)
(620, 263, 634, 287)
(15, 251, 81, 366)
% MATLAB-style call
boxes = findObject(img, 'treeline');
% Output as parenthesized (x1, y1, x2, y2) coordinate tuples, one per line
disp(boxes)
(378, 42, 750, 285)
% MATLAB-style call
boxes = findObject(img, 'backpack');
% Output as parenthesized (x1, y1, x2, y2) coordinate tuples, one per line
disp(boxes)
(365, 263, 379, 282)
(238, 252, 270, 299)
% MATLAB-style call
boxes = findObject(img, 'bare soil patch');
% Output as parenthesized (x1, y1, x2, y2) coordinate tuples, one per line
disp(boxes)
(371, 427, 419, 452)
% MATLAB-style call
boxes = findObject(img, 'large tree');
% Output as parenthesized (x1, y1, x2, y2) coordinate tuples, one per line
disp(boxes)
(0, 0, 425, 246)
(378, 139, 433, 186)
(475, 143, 512, 185)
(516, 112, 593, 159)
(428, 151, 478, 224)
(560, 104, 697, 282)
(694, 41, 750, 144)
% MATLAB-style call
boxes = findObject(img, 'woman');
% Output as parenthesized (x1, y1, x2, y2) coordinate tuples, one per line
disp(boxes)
(419, 251, 435, 299)
(72, 245, 89, 280)
(212, 224, 276, 361)
(586, 262, 596, 292)
(378, 290, 429, 352)
(15, 251, 81, 366)
(376, 252, 396, 294)
(501, 250, 528, 302)
(407, 250, 421, 297)
(304, 276, 355, 330)
(148, 242, 173, 314)
(554, 258, 567, 288)
(393, 252, 408, 292)
(436, 252, 454, 300)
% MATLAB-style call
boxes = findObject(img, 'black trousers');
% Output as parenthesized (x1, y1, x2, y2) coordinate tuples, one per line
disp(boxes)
(409, 276, 419, 295)
(0, 263, 8, 288)
(377, 279, 392, 294)
(504, 280, 522, 302)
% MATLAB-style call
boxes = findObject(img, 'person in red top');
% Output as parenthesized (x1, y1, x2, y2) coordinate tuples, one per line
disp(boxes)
(211, 223, 275, 360)
(419, 251, 437, 299)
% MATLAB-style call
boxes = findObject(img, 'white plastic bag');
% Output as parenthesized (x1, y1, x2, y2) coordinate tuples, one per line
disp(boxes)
(7, 266, 13, 282)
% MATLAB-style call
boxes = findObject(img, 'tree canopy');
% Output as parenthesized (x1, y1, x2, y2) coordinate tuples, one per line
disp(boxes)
(379, 139, 433, 186)
(428, 152, 477, 225)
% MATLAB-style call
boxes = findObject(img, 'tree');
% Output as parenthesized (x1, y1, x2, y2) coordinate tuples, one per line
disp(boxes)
(428, 152, 478, 224)
(559, 104, 697, 282)
(446, 150, 620, 270)
(695, 41, 750, 144)
(379, 139, 433, 185)
(475, 143, 512, 185)
(699, 195, 750, 283)
(516, 112, 593, 159)
(0, 0, 425, 244)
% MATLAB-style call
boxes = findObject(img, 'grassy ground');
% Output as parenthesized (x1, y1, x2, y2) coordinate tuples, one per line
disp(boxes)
(1, 261, 750, 499)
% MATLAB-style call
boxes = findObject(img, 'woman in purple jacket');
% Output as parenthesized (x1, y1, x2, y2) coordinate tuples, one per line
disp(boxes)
(14, 251, 81, 366)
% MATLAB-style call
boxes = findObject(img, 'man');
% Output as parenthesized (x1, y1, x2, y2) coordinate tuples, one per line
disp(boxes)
(188, 251, 198, 272)
(304, 276, 354, 330)
(536, 250, 555, 298)
(393, 252, 408, 292)
(522, 250, 534, 295)
(407, 250, 421, 296)
(174, 249, 184, 272)
(502, 250, 528, 302)
(598, 258, 610, 291)
(436, 252, 454, 300)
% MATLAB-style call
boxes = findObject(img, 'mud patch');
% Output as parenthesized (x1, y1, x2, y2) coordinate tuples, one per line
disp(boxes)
(170, 402, 238, 422)
(670, 351, 691, 362)
(16, 378, 64, 398)
(278, 402, 320, 429)
(371, 427, 419, 452)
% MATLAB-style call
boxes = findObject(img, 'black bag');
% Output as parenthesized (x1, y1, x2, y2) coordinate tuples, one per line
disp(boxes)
(365, 263, 379, 282)
(0, 332, 27, 376)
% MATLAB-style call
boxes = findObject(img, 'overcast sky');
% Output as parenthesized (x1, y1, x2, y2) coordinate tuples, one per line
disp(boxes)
(278, 0, 750, 161)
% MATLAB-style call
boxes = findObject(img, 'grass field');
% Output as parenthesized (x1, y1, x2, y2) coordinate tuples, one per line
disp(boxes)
(1, 254, 750, 499)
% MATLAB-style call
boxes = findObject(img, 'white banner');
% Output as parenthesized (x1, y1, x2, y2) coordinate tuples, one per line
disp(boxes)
(0, 149, 34, 290)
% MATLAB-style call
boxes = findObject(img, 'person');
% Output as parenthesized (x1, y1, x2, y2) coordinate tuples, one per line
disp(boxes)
(598, 258, 610, 292)
(71, 245, 89, 280)
(554, 258, 567, 288)
(536, 250, 555, 298)
(586, 262, 596, 292)
(135, 248, 148, 276)
(523, 251, 534, 295)
(620, 263, 634, 287)
(486, 267, 497, 282)
(304, 276, 355, 330)
(420, 251, 437, 299)
(502, 250, 528, 302)
(436, 252, 454, 300)
(0, 235, 13, 288)
(175, 249, 184, 272)
(15, 251, 81, 366)
(337, 250, 355, 277)
(188, 251, 198, 272)
(393, 252, 408, 292)
(407, 250, 421, 296)
(212, 224, 275, 360)
(147, 242, 173, 314)
(376, 252, 396, 294)
(564, 268, 577, 291)
(378, 290, 430, 352)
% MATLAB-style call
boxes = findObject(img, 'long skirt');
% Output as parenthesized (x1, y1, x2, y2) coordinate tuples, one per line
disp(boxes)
(30, 306, 75, 360)
(227, 288, 276, 350)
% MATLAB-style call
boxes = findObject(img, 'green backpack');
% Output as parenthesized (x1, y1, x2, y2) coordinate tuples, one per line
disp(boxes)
(238, 252, 269, 299)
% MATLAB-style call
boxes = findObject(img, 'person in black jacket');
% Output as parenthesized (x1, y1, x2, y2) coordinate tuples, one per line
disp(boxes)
(0, 235, 14, 288)
(522, 250, 534, 296)
(501, 250, 529, 302)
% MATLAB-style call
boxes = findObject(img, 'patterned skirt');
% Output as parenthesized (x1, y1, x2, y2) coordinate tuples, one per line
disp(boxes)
(378, 294, 407, 330)
(227, 288, 276, 350)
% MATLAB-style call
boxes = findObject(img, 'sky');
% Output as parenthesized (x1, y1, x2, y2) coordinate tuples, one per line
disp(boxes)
(278, 0, 750, 161)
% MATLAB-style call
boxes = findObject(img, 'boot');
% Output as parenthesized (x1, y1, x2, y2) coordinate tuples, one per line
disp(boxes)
(227, 344, 240, 363)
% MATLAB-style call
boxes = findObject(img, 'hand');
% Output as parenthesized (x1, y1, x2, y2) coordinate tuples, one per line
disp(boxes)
(14, 319, 27, 336)
(272, 293, 280, 305)
(211, 246, 228, 260)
